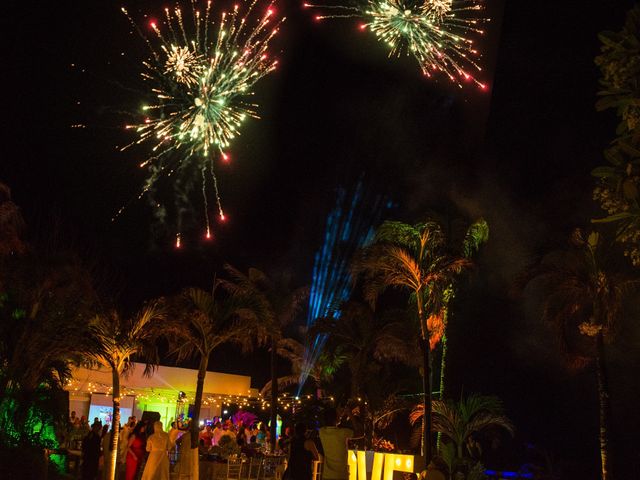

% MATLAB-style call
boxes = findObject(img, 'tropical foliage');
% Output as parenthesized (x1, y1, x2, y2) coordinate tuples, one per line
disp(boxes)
(311, 301, 416, 398)
(410, 395, 514, 477)
(0, 187, 97, 478)
(84, 303, 166, 480)
(219, 265, 308, 448)
(165, 285, 262, 477)
(259, 337, 344, 397)
(592, 4, 640, 266)
(523, 229, 639, 480)
(353, 218, 480, 464)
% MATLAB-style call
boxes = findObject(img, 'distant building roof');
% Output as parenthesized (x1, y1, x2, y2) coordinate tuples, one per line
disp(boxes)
(68, 362, 256, 397)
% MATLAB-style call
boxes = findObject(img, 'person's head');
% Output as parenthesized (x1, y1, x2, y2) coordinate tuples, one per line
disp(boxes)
(154, 421, 163, 433)
(131, 421, 146, 438)
(215, 421, 221, 429)
(70, 411, 76, 418)
(102, 424, 109, 435)
(171, 422, 176, 429)
(259, 423, 266, 433)
(91, 422, 102, 434)
(294, 422, 307, 438)
(205, 425, 212, 433)
(324, 407, 338, 427)
(284, 426, 291, 436)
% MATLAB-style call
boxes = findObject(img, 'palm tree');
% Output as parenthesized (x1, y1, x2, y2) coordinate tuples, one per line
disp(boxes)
(410, 395, 514, 469)
(85, 302, 166, 480)
(353, 220, 474, 465)
(311, 301, 416, 398)
(436, 218, 489, 400)
(523, 229, 640, 480)
(0, 182, 26, 258)
(166, 286, 262, 478)
(259, 337, 344, 399)
(219, 265, 308, 450)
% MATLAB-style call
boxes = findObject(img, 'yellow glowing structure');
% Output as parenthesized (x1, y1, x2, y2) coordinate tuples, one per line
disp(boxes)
(348, 450, 418, 480)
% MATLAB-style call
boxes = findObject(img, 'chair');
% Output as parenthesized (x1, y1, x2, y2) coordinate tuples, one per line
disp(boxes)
(244, 457, 263, 480)
(261, 456, 285, 480)
(312, 460, 323, 480)
(227, 455, 244, 480)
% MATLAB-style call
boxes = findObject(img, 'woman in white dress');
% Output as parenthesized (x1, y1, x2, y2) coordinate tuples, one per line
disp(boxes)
(141, 421, 170, 480)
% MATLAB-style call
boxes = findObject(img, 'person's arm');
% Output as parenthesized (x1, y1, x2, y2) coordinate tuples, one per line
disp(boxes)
(344, 429, 354, 450)
(304, 439, 320, 461)
(146, 435, 153, 453)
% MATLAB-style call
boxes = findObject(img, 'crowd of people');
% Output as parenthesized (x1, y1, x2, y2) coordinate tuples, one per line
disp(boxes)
(70, 406, 358, 480)
(71, 413, 171, 480)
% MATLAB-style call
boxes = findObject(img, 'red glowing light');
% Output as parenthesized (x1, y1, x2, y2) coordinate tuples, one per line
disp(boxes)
(175, 234, 182, 248)
(205, 229, 212, 240)
(222, 152, 230, 162)
(266, 8, 274, 16)
(479, 83, 487, 90)
(358, 23, 367, 30)
(150, 21, 157, 29)
(315, 15, 321, 21)
(220, 213, 226, 221)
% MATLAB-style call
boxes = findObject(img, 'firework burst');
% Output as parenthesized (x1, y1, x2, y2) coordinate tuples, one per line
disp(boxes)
(305, 0, 488, 88)
(120, 0, 284, 242)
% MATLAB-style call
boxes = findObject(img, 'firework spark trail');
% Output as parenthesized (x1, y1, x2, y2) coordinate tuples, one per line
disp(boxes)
(304, 0, 488, 88)
(118, 1, 284, 241)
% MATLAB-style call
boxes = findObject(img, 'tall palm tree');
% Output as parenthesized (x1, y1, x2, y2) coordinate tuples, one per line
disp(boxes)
(85, 302, 166, 480)
(166, 286, 262, 478)
(410, 395, 514, 467)
(311, 301, 416, 398)
(523, 229, 640, 480)
(353, 220, 473, 465)
(219, 265, 308, 450)
(436, 218, 489, 400)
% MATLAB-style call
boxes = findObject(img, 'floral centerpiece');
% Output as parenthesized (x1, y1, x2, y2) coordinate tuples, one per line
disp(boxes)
(372, 437, 395, 453)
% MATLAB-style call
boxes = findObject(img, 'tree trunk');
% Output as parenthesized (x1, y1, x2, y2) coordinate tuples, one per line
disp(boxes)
(108, 370, 120, 480)
(270, 338, 278, 451)
(421, 338, 433, 467)
(191, 354, 209, 448)
(416, 290, 433, 468)
(350, 365, 360, 400)
(436, 333, 447, 453)
(438, 333, 447, 400)
(596, 332, 612, 480)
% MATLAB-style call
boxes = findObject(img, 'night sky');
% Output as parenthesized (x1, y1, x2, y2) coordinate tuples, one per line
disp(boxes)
(3, 0, 640, 478)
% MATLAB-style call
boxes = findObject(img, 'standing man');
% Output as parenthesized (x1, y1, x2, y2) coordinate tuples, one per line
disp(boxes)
(319, 408, 353, 480)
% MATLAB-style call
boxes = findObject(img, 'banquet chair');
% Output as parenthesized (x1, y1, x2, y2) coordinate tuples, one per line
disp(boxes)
(311, 460, 323, 480)
(244, 457, 263, 480)
(227, 455, 244, 480)
(261, 456, 285, 480)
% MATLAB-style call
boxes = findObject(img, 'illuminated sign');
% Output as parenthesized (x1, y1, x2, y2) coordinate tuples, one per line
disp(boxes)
(348, 450, 419, 480)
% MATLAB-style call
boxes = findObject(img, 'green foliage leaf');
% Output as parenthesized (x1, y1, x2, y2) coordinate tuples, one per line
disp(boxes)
(591, 166, 620, 178)
(591, 212, 635, 223)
